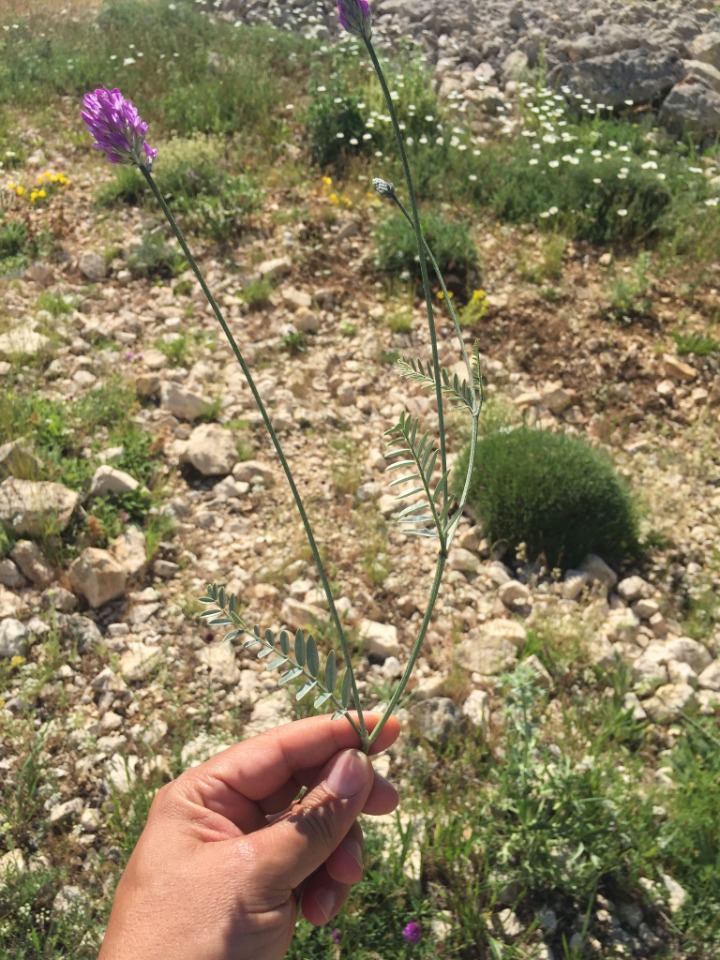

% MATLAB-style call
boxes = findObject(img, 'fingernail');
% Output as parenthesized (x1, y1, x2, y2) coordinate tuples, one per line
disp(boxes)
(315, 886, 336, 923)
(344, 837, 363, 872)
(326, 749, 368, 799)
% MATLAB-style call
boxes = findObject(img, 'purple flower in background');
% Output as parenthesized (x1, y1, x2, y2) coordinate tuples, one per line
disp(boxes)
(402, 921, 422, 944)
(81, 88, 157, 169)
(330, 929, 341, 944)
(337, 0, 372, 40)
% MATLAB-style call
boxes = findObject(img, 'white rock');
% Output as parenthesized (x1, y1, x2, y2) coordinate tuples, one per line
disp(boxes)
(448, 547, 481, 574)
(10, 540, 54, 587)
(462, 689, 489, 732)
(642, 683, 697, 724)
(632, 643, 672, 687)
(359, 618, 400, 659)
(664, 637, 712, 674)
(109, 526, 147, 578)
(0, 438, 43, 481)
(160, 381, 213, 421)
(662, 874, 687, 914)
(119, 643, 163, 682)
(698, 660, 720, 691)
(281, 597, 326, 632)
(197, 642, 241, 686)
(661, 353, 697, 382)
(0, 849, 26, 887)
(0, 327, 51, 357)
(585, 632, 617, 670)
(244, 690, 295, 737)
(617, 575, 651, 602)
(181, 423, 237, 476)
(232, 460, 276, 486)
(180, 734, 234, 769)
(0, 477, 79, 535)
(562, 570, 590, 601)
(104, 753, 138, 793)
(89, 465, 139, 497)
(458, 633, 517, 676)
(69, 548, 127, 607)
(498, 580, 531, 608)
(0, 557, 25, 589)
(579, 554, 618, 589)
(668, 660, 698, 687)
(0, 618, 28, 658)
(47, 797, 84, 826)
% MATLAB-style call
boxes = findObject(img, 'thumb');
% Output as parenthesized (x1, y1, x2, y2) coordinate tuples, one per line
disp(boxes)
(253, 749, 373, 892)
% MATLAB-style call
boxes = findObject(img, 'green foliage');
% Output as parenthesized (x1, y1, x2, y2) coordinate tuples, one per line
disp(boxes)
(238, 277, 273, 309)
(35, 290, 75, 317)
(0, 2, 312, 144)
(659, 717, 720, 946)
(0, 219, 30, 260)
(199, 584, 352, 717)
(374, 211, 479, 293)
(126, 233, 184, 280)
(672, 330, 720, 357)
(305, 91, 370, 170)
(605, 252, 654, 324)
(456, 427, 639, 570)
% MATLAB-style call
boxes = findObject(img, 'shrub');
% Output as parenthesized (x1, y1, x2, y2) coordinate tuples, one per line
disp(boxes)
(374, 211, 479, 296)
(455, 427, 639, 570)
(126, 233, 184, 279)
(305, 91, 370, 170)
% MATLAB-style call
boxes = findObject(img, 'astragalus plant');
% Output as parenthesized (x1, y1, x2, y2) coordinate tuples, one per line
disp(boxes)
(81, 0, 482, 752)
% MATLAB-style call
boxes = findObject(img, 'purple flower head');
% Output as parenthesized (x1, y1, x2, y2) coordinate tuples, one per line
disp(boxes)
(402, 921, 422, 944)
(330, 929, 341, 944)
(337, 0, 371, 40)
(81, 88, 157, 169)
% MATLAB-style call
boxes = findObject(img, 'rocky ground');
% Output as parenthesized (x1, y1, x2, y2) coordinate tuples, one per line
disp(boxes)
(0, 2, 719, 956)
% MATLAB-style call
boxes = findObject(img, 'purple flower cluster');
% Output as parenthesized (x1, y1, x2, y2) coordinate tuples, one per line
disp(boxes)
(337, 0, 372, 40)
(81, 88, 157, 169)
(402, 921, 422, 944)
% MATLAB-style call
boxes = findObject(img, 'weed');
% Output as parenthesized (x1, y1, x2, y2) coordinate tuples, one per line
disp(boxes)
(385, 306, 414, 333)
(281, 330, 306, 356)
(35, 290, 74, 317)
(605, 252, 654, 324)
(375, 211, 480, 296)
(126, 233, 184, 280)
(239, 277, 273, 309)
(672, 330, 720, 357)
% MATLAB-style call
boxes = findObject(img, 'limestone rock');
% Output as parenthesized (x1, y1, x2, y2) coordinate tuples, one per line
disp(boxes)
(359, 618, 400, 659)
(89, 466, 139, 498)
(0, 327, 51, 358)
(119, 642, 163, 682)
(48, 797, 84, 827)
(448, 547, 481, 574)
(10, 540, 55, 587)
(579, 553, 618, 589)
(79, 251, 107, 281)
(0, 477, 79, 536)
(698, 660, 720, 691)
(410, 697, 460, 745)
(0, 558, 25, 589)
(664, 637, 711, 674)
(0, 439, 43, 481)
(69, 548, 127, 608)
(281, 597, 326, 632)
(458, 632, 518, 676)
(232, 460, 276, 486)
(181, 423, 237, 476)
(109, 526, 147, 579)
(462, 688, 489, 733)
(0, 618, 29, 658)
(197, 642, 241, 686)
(244, 690, 294, 737)
(643, 682, 697, 724)
(160, 381, 214, 421)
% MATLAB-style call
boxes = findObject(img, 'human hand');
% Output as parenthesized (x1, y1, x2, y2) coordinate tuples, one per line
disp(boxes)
(98, 713, 400, 960)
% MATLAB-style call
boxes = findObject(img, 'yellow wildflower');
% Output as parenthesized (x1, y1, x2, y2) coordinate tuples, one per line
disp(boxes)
(10, 655, 25, 668)
(15, 185, 24, 196)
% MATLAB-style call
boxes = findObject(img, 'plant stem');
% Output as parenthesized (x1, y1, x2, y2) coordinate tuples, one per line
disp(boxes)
(141, 168, 367, 744)
(365, 39, 447, 488)
(367, 551, 446, 749)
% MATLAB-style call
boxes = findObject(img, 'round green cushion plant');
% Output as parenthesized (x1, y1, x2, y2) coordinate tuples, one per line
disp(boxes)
(455, 427, 639, 571)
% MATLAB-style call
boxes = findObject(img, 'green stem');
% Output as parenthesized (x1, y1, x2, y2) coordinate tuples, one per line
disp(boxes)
(367, 551, 446, 749)
(392, 195, 479, 409)
(364, 39, 447, 489)
(140, 167, 367, 745)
